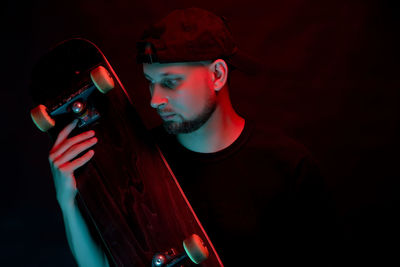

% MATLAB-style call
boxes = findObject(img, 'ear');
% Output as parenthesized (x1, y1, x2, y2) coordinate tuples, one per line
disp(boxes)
(209, 59, 228, 92)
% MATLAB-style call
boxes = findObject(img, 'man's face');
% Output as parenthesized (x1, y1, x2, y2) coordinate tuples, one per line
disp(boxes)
(143, 62, 217, 134)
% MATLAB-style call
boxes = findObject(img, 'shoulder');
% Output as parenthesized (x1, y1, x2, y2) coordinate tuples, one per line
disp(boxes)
(248, 120, 312, 162)
(248, 121, 326, 194)
(244, 120, 320, 180)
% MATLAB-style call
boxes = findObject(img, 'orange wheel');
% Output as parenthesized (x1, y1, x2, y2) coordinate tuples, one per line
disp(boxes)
(90, 65, 115, 94)
(30, 104, 55, 132)
(183, 234, 209, 264)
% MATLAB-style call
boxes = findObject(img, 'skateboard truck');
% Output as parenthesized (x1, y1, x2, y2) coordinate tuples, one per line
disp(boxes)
(30, 65, 114, 132)
(152, 234, 210, 267)
(152, 248, 179, 267)
(70, 98, 101, 129)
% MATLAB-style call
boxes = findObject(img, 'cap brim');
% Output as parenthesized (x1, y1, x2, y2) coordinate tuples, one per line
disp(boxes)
(225, 49, 265, 75)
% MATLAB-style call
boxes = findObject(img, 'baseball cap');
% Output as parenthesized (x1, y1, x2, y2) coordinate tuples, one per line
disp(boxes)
(136, 7, 262, 74)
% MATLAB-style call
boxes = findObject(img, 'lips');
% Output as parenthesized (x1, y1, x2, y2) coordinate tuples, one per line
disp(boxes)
(159, 113, 176, 120)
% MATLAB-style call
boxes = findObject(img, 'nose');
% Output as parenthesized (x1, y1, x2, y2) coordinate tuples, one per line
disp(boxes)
(150, 84, 168, 109)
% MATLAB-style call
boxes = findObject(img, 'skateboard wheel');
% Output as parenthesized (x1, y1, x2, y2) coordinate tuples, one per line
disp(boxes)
(90, 65, 115, 94)
(183, 234, 209, 264)
(30, 104, 55, 132)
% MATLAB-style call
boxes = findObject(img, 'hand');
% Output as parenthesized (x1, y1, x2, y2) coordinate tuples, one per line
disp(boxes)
(48, 120, 98, 210)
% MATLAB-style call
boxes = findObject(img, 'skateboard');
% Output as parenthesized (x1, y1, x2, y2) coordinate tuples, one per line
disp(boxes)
(29, 38, 223, 267)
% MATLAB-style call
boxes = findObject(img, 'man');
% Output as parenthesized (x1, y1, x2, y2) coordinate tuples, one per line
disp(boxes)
(49, 7, 336, 267)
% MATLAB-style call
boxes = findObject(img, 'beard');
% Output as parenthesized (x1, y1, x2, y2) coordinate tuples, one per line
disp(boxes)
(162, 93, 217, 135)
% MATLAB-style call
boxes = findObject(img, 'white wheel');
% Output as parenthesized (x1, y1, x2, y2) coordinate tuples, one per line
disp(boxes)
(90, 65, 115, 94)
(30, 104, 55, 132)
(183, 234, 209, 264)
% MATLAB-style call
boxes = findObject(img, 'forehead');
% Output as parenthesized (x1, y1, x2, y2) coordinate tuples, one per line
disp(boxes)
(142, 62, 209, 79)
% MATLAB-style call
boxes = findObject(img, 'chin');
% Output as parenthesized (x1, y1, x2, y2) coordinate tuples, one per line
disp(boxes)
(164, 120, 205, 134)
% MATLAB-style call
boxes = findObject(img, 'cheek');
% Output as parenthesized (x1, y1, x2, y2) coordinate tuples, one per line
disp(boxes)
(175, 74, 212, 117)
(175, 90, 204, 117)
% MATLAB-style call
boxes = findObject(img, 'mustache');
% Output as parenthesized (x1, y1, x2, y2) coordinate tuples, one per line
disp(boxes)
(157, 108, 175, 115)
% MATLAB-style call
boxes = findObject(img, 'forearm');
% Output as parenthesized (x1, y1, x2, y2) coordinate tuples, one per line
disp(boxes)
(61, 201, 110, 267)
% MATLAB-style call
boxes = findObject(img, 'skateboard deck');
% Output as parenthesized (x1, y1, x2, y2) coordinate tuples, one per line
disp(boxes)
(29, 38, 223, 267)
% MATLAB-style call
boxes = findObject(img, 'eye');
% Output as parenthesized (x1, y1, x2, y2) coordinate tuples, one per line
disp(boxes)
(161, 78, 181, 89)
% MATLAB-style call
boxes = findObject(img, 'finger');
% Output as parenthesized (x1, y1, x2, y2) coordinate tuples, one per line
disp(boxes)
(50, 130, 95, 162)
(53, 119, 79, 147)
(53, 137, 98, 167)
(59, 149, 95, 173)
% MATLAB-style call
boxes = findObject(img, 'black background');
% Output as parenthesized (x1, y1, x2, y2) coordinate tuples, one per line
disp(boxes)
(1, 0, 399, 266)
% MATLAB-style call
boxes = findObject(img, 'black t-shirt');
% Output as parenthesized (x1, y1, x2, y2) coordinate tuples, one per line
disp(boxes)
(151, 120, 335, 266)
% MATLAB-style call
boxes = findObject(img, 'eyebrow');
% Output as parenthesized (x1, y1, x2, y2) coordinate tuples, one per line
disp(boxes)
(144, 72, 183, 80)
(144, 74, 152, 80)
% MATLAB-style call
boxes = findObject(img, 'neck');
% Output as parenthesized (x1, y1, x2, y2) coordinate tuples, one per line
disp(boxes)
(176, 91, 245, 153)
